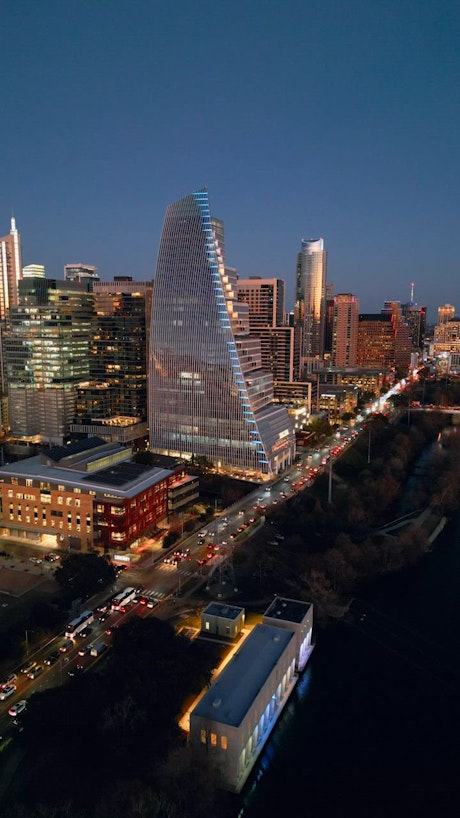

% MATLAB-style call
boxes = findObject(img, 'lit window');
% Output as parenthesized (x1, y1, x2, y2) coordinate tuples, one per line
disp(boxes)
(221, 736, 227, 750)
(205, 621, 210, 630)
(210, 733, 217, 746)
(200, 729, 206, 744)
(57, 496, 63, 505)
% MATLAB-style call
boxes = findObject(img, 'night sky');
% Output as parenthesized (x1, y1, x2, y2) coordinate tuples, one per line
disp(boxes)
(2, 0, 459, 321)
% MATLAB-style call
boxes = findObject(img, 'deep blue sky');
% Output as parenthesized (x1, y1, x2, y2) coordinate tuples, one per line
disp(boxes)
(2, 0, 459, 321)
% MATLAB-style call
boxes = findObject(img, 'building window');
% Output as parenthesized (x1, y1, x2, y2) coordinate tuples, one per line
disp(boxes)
(75, 499, 81, 507)
(221, 735, 227, 750)
(58, 485, 65, 492)
(74, 488, 81, 494)
(200, 729, 206, 744)
(57, 496, 63, 505)
(26, 479, 33, 487)
(210, 733, 217, 747)
(7, 490, 13, 498)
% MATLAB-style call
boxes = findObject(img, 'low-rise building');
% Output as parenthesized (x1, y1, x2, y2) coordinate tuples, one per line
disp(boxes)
(263, 596, 314, 671)
(0, 437, 198, 553)
(201, 602, 245, 639)
(190, 623, 298, 792)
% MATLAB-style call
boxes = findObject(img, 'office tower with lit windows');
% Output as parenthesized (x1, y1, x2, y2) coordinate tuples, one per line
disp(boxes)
(148, 189, 295, 478)
(73, 277, 152, 425)
(3, 278, 94, 443)
(237, 277, 285, 330)
(332, 293, 360, 367)
(438, 304, 455, 325)
(295, 237, 327, 370)
(0, 217, 22, 322)
(23, 264, 46, 279)
(357, 308, 412, 372)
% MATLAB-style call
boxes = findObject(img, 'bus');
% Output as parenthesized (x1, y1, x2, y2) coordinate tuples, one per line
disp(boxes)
(65, 610, 94, 639)
(111, 586, 136, 612)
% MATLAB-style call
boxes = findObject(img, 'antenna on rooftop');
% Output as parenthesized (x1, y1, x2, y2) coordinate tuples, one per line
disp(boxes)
(410, 281, 415, 304)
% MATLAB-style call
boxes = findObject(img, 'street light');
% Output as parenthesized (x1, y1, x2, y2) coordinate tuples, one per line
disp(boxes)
(25, 629, 35, 656)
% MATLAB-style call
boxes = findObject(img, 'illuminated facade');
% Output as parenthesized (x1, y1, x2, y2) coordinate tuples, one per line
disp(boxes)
(149, 189, 295, 477)
(0, 217, 22, 322)
(74, 277, 152, 425)
(3, 278, 94, 443)
(332, 293, 360, 367)
(295, 237, 327, 367)
(0, 438, 191, 553)
(64, 263, 99, 285)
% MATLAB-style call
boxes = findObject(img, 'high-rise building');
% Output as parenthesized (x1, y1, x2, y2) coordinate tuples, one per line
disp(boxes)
(74, 277, 152, 425)
(332, 293, 360, 367)
(3, 278, 94, 443)
(0, 217, 22, 322)
(357, 310, 412, 372)
(295, 238, 327, 369)
(438, 304, 455, 325)
(237, 277, 285, 330)
(64, 263, 99, 286)
(148, 189, 295, 478)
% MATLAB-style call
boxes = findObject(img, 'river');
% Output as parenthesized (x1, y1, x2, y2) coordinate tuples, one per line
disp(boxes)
(238, 511, 460, 818)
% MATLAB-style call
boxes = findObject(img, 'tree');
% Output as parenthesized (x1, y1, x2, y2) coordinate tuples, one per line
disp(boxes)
(54, 553, 116, 601)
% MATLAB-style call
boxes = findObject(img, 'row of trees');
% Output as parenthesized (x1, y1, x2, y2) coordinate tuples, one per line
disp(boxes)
(236, 411, 460, 621)
(5, 617, 232, 817)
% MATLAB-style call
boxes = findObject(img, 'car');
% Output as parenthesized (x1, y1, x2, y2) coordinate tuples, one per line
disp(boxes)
(77, 627, 93, 639)
(137, 595, 148, 605)
(27, 665, 44, 680)
(105, 625, 118, 636)
(1, 672, 18, 688)
(147, 599, 157, 609)
(29, 556, 43, 565)
(44, 651, 60, 666)
(8, 699, 27, 717)
(78, 645, 91, 657)
(59, 640, 73, 653)
(67, 665, 84, 677)
(99, 611, 111, 622)
(0, 684, 17, 700)
(21, 661, 37, 675)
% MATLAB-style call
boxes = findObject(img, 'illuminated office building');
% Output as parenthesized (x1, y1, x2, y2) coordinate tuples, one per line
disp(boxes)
(332, 293, 360, 367)
(73, 277, 152, 427)
(23, 264, 45, 279)
(0, 217, 22, 322)
(148, 189, 295, 478)
(3, 278, 94, 443)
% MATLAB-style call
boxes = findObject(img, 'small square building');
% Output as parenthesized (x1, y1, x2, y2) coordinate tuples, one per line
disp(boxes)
(263, 596, 314, 671)
(201, 601, 245, 639)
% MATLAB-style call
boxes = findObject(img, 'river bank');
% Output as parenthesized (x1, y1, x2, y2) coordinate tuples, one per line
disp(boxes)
(239, 508, 460, 818)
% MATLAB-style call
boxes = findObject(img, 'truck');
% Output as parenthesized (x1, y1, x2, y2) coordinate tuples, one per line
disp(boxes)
(90, 642, 107, 658)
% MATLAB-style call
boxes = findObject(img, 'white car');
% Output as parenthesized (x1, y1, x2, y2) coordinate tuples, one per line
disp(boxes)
(0, 684, 17, 700)
(8, 699, 27, 717)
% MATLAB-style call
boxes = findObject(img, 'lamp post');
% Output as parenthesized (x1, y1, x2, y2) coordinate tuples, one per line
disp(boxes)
(25, 629, 34, 656)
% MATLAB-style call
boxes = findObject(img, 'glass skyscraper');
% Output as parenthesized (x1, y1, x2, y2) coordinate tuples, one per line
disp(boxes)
(148, 189, 295, 478)
(295, 237, 328, 367)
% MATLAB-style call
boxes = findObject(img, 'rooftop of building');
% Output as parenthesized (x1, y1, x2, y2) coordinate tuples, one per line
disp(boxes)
(202, 602, 245, 620)
(191, 624, 295, 727)
(0, 443, 173, 499)
(263, 596, 312, 624)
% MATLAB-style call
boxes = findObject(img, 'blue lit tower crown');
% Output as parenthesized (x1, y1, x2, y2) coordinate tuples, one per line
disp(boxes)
(148, 189, 294, 477)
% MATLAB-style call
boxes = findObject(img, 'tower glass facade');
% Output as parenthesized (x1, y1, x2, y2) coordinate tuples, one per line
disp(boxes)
(148, 189, 294, 477)
(295, 238, 327, 367)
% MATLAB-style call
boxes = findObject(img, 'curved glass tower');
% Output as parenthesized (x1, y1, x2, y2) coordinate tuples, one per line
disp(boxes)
(148, 189, 294, 477)
(295, 237, 327, 366)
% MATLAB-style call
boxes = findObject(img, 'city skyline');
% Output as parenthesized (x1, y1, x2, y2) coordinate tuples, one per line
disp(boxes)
(1, 1, 458, 322)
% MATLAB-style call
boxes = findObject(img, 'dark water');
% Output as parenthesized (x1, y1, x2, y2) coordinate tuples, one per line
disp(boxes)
(239, 514, 460, 818)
